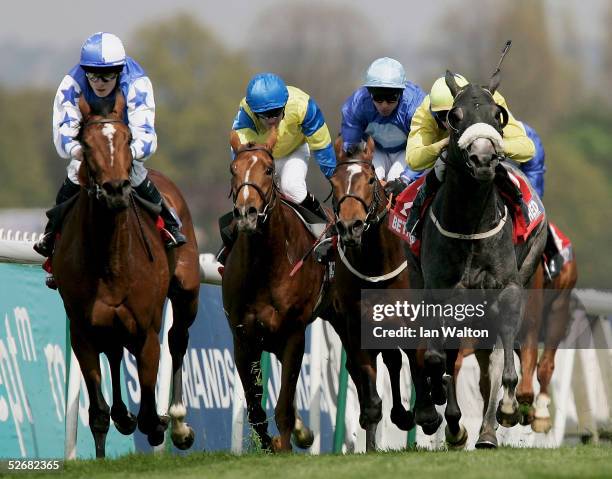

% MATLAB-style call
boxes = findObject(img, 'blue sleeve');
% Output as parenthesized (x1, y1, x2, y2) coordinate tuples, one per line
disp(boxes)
(232, 107, 256, 131)
(399, 165, 424, 184)
(340, 90, 366, 151)
(400, 82, 427, 132)
(301, 98, 326, 136)
(312, 144, 336, 178)
(521, 123, 546, 198)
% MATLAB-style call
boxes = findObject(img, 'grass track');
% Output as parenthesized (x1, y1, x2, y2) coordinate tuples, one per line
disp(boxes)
(12, 445, 612, 479)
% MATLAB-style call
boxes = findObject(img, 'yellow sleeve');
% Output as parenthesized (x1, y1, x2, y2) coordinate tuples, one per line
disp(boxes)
(493, 92, 535, 162)
(406, 96, 449, 170)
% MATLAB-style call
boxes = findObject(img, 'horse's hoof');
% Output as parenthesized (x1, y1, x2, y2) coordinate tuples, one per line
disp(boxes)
(292, 426, 314, 449)
(531, 417, 552, 433)
(418, 412, 443, 436)
(172, 425, 195, 450)
(475, 431, 498, 449)
(496, 401, 520, 428)
(518, 403, 535, 426)
(147, 428, 165, 447)
(113, 412, 137, 435)
(390, 406, 415, 431)
(271, 435, 291, 453)
(445, 424, 468, 449)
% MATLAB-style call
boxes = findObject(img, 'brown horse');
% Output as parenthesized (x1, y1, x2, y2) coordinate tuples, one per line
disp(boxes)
(223, 130, 323, 452)
(323, 137, 439, 451)
(52, 93, 200, 457)
(517, 254, 578, 432)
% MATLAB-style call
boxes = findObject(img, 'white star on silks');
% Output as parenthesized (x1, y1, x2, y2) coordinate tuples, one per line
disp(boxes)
(130, 88, 148, 108)
(61, 86, 79, 106)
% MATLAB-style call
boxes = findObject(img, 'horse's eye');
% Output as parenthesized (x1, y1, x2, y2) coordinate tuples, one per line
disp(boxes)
(265, 167, 273, 176)
(368, 177, 376, 185)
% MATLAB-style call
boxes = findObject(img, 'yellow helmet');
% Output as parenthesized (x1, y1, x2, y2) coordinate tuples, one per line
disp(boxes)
(429, 74, 469, 112)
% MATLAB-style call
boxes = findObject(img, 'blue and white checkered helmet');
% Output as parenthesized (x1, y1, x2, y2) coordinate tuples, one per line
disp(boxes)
(363, 57, 407, 89)
(80, 32, 126, 69)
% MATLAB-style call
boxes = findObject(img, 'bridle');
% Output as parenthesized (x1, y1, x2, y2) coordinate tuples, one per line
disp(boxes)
(231, 145, 278, 223)
(81, 118, 127, 201)
(331, 159, 390, 231)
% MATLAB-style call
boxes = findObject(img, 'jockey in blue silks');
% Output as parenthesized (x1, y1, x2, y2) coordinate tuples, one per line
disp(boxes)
(340, 57, 426, 196)
(35, 32, 186, 258)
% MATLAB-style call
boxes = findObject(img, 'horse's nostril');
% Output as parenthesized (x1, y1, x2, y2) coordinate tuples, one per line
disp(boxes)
(233, 207, 240, 218)
(247, 206, 258, 217)
(122, 180, 130, 190)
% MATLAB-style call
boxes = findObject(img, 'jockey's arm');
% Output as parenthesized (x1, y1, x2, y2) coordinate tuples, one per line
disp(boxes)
(301, 98, 336, 178)
(406, 96, 448, 171)
(52, 75, 83, 160)
(519, 122, 546, 198)
(340, 90, 367, 152)
(126, 76, 157, 161)
(492, 91, 535, 163)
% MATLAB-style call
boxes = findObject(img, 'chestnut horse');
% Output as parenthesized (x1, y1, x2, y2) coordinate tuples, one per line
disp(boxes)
(323, 137, 439, 451)
(52, 93, 200, 457)
(223, 130, 323, 451)
(517, 253, 578, 432)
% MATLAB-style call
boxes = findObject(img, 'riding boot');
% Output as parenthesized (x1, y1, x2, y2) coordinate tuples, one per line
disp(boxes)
(300, 191, 329, 222)
(33, 178, 80, 257)
(405, 171, 441, 234)
(135, 176, 187, 249)
(217, 211, 236, 266)
(543, 224, 563, 279)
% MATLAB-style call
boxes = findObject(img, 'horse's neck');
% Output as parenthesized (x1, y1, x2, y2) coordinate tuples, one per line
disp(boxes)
(236, 202, 295, 267)
(439, 168, 501, 232)
(344, 214, 403, 274)
(81, 194, 132, 278)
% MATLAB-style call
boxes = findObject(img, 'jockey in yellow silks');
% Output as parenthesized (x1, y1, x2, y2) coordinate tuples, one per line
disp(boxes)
(406, 73, 534, 171)
(231, 73, 335, 219)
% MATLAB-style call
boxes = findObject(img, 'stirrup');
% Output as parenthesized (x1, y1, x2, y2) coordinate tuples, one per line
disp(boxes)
(162, 228, 187, 249)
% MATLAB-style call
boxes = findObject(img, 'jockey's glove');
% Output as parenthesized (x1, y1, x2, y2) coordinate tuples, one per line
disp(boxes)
(384, 177, 408, 198)
(434, 152, 447, 182)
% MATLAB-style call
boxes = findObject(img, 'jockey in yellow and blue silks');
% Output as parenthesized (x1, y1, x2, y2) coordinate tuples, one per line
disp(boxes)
(340, 57, 425, 192)
(35, 32, 186, 259)
(519, 122, 546, 198)
(231, 73, 335, 219)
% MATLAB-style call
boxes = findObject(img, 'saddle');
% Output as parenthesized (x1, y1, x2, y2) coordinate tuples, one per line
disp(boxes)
(388, 163, 546, 257)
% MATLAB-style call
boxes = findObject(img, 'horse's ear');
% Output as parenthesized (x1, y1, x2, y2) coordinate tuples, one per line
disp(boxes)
(363, 136, 375, 162)
(112, 91, 126, 117)
(78, 94, 91, 120)
(487, 71, 501, 95)
(265, 126, 278, 152)
(229, 130, 243, 153)
(445, 70, 461, 98)
(334, 135, 345, 160)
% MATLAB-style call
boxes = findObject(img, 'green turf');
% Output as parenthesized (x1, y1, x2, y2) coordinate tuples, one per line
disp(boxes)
(10, 445, 612, 479)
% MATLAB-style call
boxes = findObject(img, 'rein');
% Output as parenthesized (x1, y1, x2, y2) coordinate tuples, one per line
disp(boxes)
(332, 159, 390, 230)
(231, 145, 278, 224)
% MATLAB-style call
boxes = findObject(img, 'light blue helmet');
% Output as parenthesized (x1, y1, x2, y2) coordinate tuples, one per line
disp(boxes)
(363, 57, 407, 89)
(246, 73, 289, 113)
(80, 32, 126, 69)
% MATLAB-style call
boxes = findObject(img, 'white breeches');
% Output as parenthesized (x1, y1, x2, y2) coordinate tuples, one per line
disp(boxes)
(275, 143, 310, 203)
(372, 148, 406, 181)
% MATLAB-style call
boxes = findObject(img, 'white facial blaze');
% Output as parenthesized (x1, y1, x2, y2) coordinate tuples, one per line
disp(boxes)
(243, 156, 259, 201)
(102, 123, 116, 166)
(346, 164, 362, 194)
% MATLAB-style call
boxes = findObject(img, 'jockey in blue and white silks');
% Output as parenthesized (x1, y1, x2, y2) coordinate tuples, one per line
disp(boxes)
(36, 32, 184, 259)
(341, 57, 426, 185)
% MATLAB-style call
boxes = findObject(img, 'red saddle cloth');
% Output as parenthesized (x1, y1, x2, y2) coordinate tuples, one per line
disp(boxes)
(548, 221, 573, 264)
(388, 171, 546, 257)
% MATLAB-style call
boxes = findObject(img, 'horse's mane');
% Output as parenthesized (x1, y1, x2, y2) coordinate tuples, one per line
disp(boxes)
(344, 143, 365, 159)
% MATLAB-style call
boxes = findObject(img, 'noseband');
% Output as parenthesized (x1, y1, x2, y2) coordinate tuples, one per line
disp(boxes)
(231, 146, 277, 223)
(332, 159, 389, 230)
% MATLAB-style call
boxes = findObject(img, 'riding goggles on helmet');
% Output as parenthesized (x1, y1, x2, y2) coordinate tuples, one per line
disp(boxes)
(371, 92, 401, 104)
(256, 107, 285, 119)
(85, 71, 119, 83)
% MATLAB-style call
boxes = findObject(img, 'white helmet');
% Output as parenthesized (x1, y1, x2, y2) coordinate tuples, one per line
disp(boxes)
(363, 57, 407, 89)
